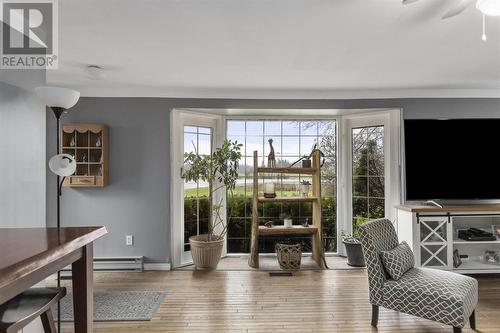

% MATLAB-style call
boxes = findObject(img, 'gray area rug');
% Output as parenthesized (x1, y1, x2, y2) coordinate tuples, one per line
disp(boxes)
(54, 291, 166, 321)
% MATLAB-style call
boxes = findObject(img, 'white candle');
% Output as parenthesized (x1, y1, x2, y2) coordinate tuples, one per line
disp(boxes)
(264, 183, 275, 194)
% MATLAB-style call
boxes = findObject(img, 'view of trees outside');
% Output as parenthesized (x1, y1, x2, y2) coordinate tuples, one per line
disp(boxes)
(351, 126, 385, 236)
(225, 120, 337, 253)
(183, 122, 386, 254)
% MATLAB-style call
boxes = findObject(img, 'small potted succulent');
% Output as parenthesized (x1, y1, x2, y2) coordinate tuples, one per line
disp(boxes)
(280, 212, 293, 228)
(342, 232, 365, 267)
(299, 180, 311, 197)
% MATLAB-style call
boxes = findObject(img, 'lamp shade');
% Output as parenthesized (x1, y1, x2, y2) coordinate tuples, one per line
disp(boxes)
(35, 86, 80, 109)
(477, 0, 500, 16)
(49, 154, 76, 177)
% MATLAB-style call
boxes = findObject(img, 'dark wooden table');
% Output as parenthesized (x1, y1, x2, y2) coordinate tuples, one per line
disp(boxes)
(0, 227, 107, 333)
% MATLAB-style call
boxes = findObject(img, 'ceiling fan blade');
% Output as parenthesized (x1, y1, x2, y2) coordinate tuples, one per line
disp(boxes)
(402, 0, 419, 4)
(442, 0, 476, 19)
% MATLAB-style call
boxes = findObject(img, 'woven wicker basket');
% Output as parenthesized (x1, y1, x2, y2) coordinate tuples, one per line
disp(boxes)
(275, 243, 301, 270)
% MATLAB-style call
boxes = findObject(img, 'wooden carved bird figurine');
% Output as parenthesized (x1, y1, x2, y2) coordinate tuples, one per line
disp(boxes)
(267, 138, 276, 168)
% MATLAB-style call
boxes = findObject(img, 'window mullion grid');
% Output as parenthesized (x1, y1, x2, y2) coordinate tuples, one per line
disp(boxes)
(196, 128, 200, 237)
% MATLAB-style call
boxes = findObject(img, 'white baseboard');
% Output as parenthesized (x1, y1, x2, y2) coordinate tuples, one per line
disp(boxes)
(144, 263, 171, 271)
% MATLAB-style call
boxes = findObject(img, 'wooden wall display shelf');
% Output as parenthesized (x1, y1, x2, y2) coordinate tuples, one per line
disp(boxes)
(258, 225, 318, 235)
(248, 150, 325, 269)
(60, 123, 108, 187)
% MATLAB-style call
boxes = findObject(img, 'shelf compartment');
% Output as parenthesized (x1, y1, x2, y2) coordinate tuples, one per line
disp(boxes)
(257, 167, 317, 174)
(454, 259, 500, 272)
(62, 131, 76, 147)
(89, 149, 102, 163)
(258, 196, 318, 203)
(258, 225, 318, 235)
(76, 164, 89, 176)
(75, 149, 89, 163)
(62, 148, 75, 158)
(76, 131, 89, 147)
(453, 239, 500, 245)
(89, 131, 103, 148)
(89, 164, 103, 176)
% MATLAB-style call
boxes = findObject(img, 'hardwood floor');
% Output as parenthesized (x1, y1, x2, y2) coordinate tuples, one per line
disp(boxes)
(61, 269, 500, 333)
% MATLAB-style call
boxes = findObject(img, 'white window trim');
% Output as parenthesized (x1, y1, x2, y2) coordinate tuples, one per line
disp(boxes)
(338, 109, 401, 255)
(170, 109, 224, 268)
(170, 108, 401, 264)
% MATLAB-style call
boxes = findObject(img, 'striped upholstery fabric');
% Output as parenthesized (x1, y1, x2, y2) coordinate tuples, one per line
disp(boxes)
(359, 218, 478, 329)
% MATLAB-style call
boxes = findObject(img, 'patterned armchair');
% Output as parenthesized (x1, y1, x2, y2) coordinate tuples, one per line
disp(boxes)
(359, 218, 478, 333)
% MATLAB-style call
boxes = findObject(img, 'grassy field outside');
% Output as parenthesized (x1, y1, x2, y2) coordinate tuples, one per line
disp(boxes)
(184, 186, 305, 198)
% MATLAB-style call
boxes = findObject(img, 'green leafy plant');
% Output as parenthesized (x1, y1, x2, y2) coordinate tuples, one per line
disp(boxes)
(279, 212, 293, 220)
(182, 139, 242, 241)
(341, 231, 360, 244)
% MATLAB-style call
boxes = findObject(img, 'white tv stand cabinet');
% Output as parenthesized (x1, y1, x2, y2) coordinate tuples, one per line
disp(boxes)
(396, 204, 500, 274)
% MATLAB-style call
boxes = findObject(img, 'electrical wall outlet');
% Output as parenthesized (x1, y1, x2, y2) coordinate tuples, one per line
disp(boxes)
(126, 235, 133, 246)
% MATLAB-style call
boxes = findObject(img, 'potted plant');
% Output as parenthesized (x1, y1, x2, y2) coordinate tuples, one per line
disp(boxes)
(299, 180, 311, 197)
(301, 155, 311, 168)
(182, 139, 242, 269)
(280, 212, 293, 228)
(341, 231, 365, 267)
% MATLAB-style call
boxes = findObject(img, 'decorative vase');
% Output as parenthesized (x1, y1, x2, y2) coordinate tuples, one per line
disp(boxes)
(264, 183, 276, 198)
(284, 218, 292, 228)
(95, 136, 101, 147)
(276, 243, 301, 270)
(189, 234, 224, 269)
(70, 137, 76, 147)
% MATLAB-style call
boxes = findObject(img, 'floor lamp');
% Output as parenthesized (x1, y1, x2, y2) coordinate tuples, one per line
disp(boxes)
(36, 86, 80, 333)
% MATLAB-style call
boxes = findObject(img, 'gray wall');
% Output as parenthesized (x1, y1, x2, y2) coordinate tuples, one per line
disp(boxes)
(46, 97, 500, 263)
(46, 98, 171, 263)
(0, 80, 46, 228)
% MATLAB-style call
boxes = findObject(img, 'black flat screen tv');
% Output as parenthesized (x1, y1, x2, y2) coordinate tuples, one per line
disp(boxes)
(404, 119, 500, 201)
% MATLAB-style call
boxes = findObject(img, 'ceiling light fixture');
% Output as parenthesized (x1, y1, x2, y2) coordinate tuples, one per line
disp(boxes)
(405, 0, 499, 42)
(476, 0, 500, 16)
(482, 14, 487, 41)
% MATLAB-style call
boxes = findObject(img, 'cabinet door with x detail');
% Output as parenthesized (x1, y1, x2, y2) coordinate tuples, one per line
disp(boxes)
(416, 216, 452, 269)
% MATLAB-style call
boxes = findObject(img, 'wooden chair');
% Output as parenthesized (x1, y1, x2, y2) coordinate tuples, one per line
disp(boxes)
(0, 287, 66, 333)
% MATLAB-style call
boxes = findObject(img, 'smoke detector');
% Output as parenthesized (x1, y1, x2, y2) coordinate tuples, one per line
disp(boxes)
(84, 65, 106, 80)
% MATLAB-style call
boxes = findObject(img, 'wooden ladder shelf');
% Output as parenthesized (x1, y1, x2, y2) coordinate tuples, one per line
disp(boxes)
(248, 150, 326, 269)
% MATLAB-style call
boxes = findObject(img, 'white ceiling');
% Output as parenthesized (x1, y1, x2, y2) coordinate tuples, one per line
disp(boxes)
(47, 0, 500, 98)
